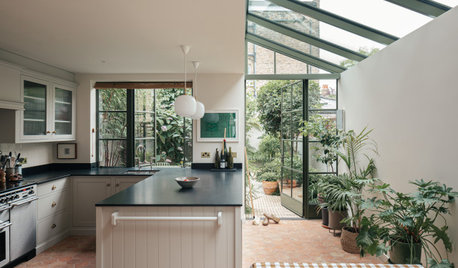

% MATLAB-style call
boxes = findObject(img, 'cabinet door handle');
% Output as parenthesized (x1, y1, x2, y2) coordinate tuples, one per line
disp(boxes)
(46, 131, 51, 134)
(52, 131, 56, 134)
(51, 201, 57, 208)
(115, 184, 119, 187)
(51, 224, 57, 229)
(51, 185, 57, 191)
(106, 183, 111, 187)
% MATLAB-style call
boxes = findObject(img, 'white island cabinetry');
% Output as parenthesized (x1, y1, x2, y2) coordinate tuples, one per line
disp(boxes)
(96, 206, 242, 268)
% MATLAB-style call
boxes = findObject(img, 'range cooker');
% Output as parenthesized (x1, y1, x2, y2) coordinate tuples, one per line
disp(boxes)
(0, 184, 37, 267)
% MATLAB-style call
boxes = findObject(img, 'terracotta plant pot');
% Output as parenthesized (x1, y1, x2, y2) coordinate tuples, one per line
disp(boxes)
(328, 209, 346, 230)
(389, 240, 422, 264)
(262, 181, 278, 195)
(340, 227, 360, 254)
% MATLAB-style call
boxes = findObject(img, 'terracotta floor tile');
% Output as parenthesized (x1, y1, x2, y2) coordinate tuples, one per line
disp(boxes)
(17, 220, 382, 267)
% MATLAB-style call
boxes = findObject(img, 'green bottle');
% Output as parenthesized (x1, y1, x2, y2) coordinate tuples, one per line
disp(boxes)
(214, 149, 220, 168)
(227, 147, 234, 169)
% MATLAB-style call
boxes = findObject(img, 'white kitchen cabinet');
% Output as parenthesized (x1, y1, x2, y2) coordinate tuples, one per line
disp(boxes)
(72, 176, 148, 228)
(0, 70, 77, 143)
(17, 75, 76, 142)
(0, 61, 23, 109)
(36, 178, 72, 254)
(72, 177, 113, 228)
(113, 176, 146, 194)
(96, 206, 242, 268)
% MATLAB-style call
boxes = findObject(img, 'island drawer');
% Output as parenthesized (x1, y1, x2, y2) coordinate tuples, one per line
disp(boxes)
(37, 177, 70, 197)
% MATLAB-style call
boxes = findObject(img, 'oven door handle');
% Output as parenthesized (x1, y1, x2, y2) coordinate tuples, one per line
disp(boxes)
(0, 222, 11, 231)
(10, 196, 38, 208)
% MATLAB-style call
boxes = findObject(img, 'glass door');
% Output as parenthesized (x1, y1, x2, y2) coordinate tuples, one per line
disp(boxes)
(280, 81, 304, 216)
(23, 78, 48, 136)
(54, 86, 73, 136)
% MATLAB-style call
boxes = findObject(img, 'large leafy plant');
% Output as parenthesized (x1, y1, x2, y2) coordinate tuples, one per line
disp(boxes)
(357, 179, 458, 267)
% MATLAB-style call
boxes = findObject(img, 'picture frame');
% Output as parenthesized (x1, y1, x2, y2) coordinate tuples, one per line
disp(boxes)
(57, 143, 77, 159)
(197, 109, 239, 142)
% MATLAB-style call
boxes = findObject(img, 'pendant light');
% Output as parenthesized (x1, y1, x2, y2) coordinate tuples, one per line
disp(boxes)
(174, 45, 196, 117)
(191, 61, 205, 119)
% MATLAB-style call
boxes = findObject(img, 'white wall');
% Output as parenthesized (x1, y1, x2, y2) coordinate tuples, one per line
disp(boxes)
(339, 6, 458, 264)
(74, 73, 245, 165)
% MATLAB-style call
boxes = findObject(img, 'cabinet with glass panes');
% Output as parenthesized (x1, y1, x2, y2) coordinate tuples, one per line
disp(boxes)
(18, 75, 76, 142)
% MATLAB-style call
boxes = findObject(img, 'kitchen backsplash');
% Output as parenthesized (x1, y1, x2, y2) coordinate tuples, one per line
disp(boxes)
(0, 143, 53, 167)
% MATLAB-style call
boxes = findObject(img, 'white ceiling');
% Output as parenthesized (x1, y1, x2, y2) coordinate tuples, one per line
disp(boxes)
(0, 0, 246, 74)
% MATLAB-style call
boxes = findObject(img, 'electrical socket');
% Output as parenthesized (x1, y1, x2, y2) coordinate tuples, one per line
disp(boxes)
(201, 152, 211, 158)
(231, 152, 237, 158)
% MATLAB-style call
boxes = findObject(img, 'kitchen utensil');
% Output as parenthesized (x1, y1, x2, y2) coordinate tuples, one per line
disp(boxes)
(175, 177, 200, 189)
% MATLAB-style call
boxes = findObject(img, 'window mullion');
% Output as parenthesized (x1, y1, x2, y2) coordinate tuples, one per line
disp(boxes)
(126, 89, 135, 167)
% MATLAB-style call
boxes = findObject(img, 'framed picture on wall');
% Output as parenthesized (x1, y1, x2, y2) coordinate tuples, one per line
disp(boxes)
(57, 143, 77, 159)
(197, 110, 238, 142)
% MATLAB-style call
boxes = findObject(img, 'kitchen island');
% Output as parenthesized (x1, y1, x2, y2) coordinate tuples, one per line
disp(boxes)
(95, 168, 243, 268)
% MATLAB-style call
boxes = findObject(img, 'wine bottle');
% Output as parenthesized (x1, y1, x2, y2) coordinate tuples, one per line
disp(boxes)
(220, 144, 227, 169)
(215, 149, 220, 168)
(227, 147, 234, 169)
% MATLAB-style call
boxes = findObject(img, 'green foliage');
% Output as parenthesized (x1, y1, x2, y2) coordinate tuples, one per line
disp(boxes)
(258, 134, 280, 161)
(357, 179, 458, 266)
(258, 172, 278, 182)
(257, 80, 321, 136)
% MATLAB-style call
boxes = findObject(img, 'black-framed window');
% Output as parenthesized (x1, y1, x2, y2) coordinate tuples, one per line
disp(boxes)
(96, 88, 192, 167)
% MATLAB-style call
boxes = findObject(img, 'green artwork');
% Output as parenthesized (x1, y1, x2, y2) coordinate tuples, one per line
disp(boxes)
(200, 112, 237, 139)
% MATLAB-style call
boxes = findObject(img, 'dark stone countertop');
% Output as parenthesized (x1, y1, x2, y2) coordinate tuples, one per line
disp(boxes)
(1, 167, 243, 207)
(0, 167, 154, 194)
(96, 168, 243, 207)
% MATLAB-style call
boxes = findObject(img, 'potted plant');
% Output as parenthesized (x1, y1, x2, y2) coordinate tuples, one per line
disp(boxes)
(317, 175, 348, 232)
(357, 179, 458, 267)
(258, 172, 279, 195)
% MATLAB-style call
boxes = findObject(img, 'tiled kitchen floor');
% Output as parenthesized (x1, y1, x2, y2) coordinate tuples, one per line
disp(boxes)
(16, 236, 95, 268)
(17, 220, 381, 268)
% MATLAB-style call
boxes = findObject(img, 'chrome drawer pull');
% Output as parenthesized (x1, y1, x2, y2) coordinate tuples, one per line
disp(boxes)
(51, 201, 57, 208)
(51, 224, 57, 229)
(111, 211, 223, 227)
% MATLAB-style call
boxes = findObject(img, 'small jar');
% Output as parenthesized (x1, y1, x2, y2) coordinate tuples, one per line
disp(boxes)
(0, 169, 5, 183)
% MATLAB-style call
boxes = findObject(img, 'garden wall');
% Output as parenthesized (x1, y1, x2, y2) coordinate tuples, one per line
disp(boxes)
(339, 6, 458, 264)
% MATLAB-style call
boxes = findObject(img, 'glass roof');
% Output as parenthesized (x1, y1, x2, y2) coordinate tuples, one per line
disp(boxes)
(246, 0, 453, 73)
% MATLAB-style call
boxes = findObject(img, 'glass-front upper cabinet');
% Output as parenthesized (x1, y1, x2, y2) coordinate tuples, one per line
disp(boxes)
(19, 75, 76, 142)
(54, 86, 73, 136)
(23, 78, 49, 136)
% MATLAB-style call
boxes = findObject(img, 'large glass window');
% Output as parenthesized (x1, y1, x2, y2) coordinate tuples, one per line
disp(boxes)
(97, 88, 192, 167)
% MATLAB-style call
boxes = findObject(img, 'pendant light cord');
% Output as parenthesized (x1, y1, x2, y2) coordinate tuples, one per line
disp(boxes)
(184, 50, 187, 96)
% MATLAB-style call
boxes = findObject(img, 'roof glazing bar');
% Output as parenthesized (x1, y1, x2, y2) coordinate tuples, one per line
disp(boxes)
(246, 33, 346, 73)
(269, 0, 399, 45)
(246, 73, 340, 80)
(385, 0, 450, 17)
(247, 13, 367, 62)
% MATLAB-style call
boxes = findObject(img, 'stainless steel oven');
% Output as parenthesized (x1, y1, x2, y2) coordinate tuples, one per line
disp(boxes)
(0, 204, 11, 267)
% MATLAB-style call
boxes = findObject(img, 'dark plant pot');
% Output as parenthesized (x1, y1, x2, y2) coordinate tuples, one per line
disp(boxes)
(389, 240, 422, 264)
(328, 209, 346, 230)
(262, 181, 278, 195)
(340, 227, 359, 254)
(321, 207, 329, 227)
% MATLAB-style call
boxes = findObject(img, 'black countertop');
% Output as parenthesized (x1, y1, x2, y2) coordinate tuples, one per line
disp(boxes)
(1, 167, 243, 207)
(1, 167, 155, 194)
(96, 168, 243, 207)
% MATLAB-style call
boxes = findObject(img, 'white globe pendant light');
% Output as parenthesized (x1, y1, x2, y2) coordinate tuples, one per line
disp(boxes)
(174, 45, 196, 117)
(191, 61, 205, 119)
